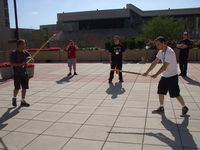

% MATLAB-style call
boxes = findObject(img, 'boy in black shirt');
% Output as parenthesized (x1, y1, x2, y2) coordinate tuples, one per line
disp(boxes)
(10, 39, 33, 107)
(108, 35, 125, 83)
(177, 32, 191, 77)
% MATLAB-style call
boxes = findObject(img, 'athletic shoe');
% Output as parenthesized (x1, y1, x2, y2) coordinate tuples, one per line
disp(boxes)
(182, 74, 187, 78)
(12, 98, 17, 107)
(182, 106, 189, 116)
(67, 72, 72, 76)
(74, 72, 78, 75)
(20, 101, 30, 107)
(119, 79, 124, 83)
(152, 106, 164, 114)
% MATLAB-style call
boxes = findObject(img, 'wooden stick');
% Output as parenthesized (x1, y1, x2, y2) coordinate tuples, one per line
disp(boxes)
(111, 69, 142, 75)
(26, 34, 56, 63)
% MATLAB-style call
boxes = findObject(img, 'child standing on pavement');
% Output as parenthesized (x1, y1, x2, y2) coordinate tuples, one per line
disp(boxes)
(108, 35, 125, 83)
(64, 40, 78, 76)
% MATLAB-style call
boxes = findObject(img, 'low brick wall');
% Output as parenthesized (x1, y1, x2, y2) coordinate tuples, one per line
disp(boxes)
(30, 51, 60, 62)
(1, 48, 200, 62)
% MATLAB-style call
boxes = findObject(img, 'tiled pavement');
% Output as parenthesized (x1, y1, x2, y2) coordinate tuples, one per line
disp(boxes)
(0, 63, 200, 150)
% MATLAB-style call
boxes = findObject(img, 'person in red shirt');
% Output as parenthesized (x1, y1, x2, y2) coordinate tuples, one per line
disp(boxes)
(64, 40, 78, 76)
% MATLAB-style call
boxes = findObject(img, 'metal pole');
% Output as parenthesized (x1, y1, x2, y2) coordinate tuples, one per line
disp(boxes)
(13, 0, 19, 40)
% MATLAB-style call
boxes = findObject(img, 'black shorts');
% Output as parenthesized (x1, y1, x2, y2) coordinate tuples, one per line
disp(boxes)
(157, 75, 180, 98)
(14, 75, 29, 89)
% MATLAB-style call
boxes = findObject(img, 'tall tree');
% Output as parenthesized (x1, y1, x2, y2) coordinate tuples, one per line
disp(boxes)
(142, 16, 184, 41)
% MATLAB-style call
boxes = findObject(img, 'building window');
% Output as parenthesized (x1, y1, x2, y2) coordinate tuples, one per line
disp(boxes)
(3, 0, 8, 9)
(5, 19, 10, 27)
(4, 9, 9, 18)
(79, 18, 130, 30)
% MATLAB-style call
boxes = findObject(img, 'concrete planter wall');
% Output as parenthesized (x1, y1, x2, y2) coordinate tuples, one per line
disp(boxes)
(30, 51, 60, 62)
(0, 67, 13, 79)
(0, 66, 34, 79)
(77, 51, 101, 62)
(27, 66, 34, 78)
(39, 49, 200, 62)
(2, 49, 200, 63)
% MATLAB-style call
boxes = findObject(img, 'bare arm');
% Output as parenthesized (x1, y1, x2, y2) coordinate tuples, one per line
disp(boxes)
(75, 45, 79, 50)
(11, 63, 25, 67)
(177, 44, 188, 49)
(151, 62, 169, 78)
(64, 45, 70, 51)
(109, 52, 112, 63)
(143, 58, 160, 76)
(122, 52, 125, 63)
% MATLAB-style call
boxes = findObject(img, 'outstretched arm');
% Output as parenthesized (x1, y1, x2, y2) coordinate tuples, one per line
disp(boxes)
(151, 62, 169, 78)
(143, 58, 160, 76)
(109, 53, 112, 64)
(64, 45, 70, 51)
(177, 44, 188, 49)
(10, 62, 25, 66)
(75, 45, 79, 49)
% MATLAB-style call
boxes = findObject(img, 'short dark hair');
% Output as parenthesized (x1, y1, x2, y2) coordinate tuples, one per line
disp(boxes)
(155, 36, 166, 43)
(113, 35, 120, 40)
(17, 39, 25, 47)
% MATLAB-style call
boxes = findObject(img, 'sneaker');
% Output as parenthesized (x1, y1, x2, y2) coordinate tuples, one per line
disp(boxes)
(74, 72, 78, 75)
(67, 72, 72, 76)
(119, 79, 124, 83)
(182, 74, 187, 78)
(182, 106, 189, 116)
(152, 106, 164, 114)
(12, 98, 17, 107)
(20, 101, 30, 107)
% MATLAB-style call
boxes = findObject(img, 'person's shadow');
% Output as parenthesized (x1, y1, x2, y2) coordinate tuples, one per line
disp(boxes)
(0, 78, 12, 84)
(108, 113, 197, 149)
(0, 106, 21, 130)
(106, 82, 125, 99)
(56, 75, 74, 84)
(0, 106, 21, 150)
(182, 76, 200, 87)
(145, 113, 197, 149)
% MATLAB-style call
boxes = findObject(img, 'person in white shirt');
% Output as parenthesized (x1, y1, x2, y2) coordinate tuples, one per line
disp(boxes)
(143, 36, 189, 116)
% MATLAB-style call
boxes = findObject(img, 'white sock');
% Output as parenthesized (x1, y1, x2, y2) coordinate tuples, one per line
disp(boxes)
(21, 99, 25, 102)
(182, 105, 186, 108)
(160, 105, 164, 107)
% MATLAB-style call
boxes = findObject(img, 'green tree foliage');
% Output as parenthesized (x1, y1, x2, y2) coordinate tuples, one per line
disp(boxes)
(142, 16, 184, 41)
(32, 30, 48, 42)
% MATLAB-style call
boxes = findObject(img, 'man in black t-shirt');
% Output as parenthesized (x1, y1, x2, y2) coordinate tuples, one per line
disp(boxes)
(10, 39, 33, 107)
(108, 35, 125, 83)
(177, 32, 191, 77)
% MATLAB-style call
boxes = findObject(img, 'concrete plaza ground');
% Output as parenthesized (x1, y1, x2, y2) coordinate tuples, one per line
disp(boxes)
(0, 62, 200, 150)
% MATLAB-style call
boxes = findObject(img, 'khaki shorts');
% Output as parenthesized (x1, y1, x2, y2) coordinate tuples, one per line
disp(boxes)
(68, 58, 76, 67)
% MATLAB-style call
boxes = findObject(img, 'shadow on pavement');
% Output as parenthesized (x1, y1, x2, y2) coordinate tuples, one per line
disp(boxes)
(0, 106, 22, 150)
(0, 79, 11, 85)
(0, 106, 21, 130)
(145, 113, 197, 149)
(56, 75, 74, 84)
(0, 138, 8, 150)
(106, 82, 125, 99)
(108, 113, 197, 149)
(183, 76, 200, 87)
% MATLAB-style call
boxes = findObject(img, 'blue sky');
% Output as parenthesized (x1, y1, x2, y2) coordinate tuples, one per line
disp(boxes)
(8, 0, 200, 29)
